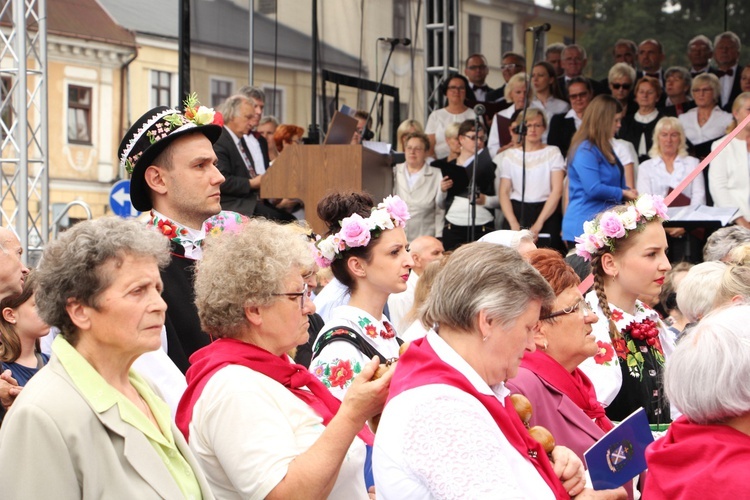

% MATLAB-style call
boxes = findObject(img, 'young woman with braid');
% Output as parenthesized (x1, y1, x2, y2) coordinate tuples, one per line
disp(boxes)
(574, 194, 673, 424)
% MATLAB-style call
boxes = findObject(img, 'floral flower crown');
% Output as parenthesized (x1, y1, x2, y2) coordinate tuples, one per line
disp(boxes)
(312, 195, 411, 268)
(575, 194, 669, 261)
(121, 93, 216, 175)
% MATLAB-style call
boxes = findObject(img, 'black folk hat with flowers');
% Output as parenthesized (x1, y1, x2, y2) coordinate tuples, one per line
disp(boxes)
(119, 93, 222, 211)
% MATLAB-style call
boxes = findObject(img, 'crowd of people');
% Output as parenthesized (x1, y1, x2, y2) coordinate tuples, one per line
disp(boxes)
(0, 31, 750, 499)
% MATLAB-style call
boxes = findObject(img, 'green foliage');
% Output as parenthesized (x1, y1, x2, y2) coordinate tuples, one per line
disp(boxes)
(549, 0, 750, 79)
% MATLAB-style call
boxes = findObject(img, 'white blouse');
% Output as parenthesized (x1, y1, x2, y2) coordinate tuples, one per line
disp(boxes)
(425, 107, 476, 160)
(499, 145, 565, 203)
(636, 155, 706, 206)
(678, 106, 732, 145)
(373, 331, 556, 500)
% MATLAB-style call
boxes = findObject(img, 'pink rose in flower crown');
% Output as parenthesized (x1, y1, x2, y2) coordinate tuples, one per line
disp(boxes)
(339, 213, 372, 248)
(575, 232, 605, 260)
(652, 195, 669, 220)
(379, 195, 410, 227)
(599, 211, 626, 239)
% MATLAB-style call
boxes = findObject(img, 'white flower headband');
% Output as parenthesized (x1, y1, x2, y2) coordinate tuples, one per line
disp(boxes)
(312, 195, 411, 268)
(575, 194, 669, 261)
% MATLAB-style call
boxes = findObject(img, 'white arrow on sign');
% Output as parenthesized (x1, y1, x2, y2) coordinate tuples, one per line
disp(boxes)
(112, 186, 130, 207)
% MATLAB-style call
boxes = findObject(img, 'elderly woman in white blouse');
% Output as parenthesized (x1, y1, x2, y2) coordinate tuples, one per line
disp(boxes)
(393, 132, 444, 241)
(637, 117, 706, 257)
(678, 73, 732, 158)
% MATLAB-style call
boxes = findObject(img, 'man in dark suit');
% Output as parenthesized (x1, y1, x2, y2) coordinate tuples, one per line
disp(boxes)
(214, 94, 260, 218)
(711, 31, 743, 111)
(557, 44, 607, 101)
(636, 39, 667, 108)
(687, 35, 714, 77)
(121, 98, 227, 372)
(464, 53, 494, 103)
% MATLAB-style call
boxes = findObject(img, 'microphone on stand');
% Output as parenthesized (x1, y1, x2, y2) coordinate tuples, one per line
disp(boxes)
(473, 104, 486, 116)
(526, 23, 551, 33)
(378, 37, 412, 46)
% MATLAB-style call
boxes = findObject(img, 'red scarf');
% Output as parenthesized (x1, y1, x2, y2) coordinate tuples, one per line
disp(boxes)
(176, 338, 374, 445)
(388, 336, 570, 499)
(521, 350, 614, 433)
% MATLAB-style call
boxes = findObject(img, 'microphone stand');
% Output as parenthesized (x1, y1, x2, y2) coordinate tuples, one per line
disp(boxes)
(517, 26, 546, 231)
(362, 39, 400, 144)
(468, 104, 486, 242)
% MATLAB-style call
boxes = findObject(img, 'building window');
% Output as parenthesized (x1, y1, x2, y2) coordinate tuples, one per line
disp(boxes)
(258, 0, 276, 15)
(151, 70, 173, 107)
(263, 86, 284, 121)
(501, 22, 514, 55)
(0, 76, 11, 137)
(210, 79, 233, 107)
(67, 85, 92, 145)
(393, 0, 408, 38)
(468, 15, 481, 55)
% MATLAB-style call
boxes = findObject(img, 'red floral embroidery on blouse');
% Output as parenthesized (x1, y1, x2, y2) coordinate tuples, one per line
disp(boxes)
(327, 359, 354, 388)
(381, 322, 397, 339)
(610, 309, 624, 322)
(364, 324, 378, 339)
(157, 219, 178, 239)
(612, 338, 628, 360)
(594, 340, 615, 365)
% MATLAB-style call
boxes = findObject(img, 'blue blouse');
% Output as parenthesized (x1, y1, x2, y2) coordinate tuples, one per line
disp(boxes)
(562, 140, 625, 241)
(2, 352, 49, 386)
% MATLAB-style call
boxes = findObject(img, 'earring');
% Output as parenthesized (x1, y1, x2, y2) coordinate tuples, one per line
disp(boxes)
(542, 340, 548, 351)
(482, 335, 489, 342)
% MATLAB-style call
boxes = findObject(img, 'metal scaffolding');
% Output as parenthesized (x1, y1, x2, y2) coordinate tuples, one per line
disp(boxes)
(0, 0, 47, 265)
(424, 0, 458, 122)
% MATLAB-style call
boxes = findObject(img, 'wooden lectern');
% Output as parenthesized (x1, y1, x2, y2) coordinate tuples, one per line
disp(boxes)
(261, 144, 393, 235)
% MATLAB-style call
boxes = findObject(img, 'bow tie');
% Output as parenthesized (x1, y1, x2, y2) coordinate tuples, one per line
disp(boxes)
(473, 85, 490, 92)
(247, 130, 261, 139)
(645, 72, 660, 79)
(715, 68, 734, 77)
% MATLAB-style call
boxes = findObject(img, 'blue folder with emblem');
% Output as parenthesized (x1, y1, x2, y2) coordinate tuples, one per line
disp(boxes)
(584, 407, 654, 490)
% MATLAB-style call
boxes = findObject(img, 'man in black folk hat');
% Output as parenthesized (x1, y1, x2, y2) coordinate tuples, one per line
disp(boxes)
(119, 94, 243, 373)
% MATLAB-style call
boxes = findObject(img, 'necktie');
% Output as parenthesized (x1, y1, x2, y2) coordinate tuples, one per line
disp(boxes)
(238, 138, 257, 178)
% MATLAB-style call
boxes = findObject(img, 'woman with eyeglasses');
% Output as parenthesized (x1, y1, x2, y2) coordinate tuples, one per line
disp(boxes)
(498, 109, 565, 252)
(425, 74, 476, 159)
(618, 76, 667, 164)
(177, 218, 391, 499)
(507, 249, 631, 498)
(608, 63, 636, 117)
(438, 120, 498, 251)
(678, 72, 732, 160)
(393, 132, 444, 242)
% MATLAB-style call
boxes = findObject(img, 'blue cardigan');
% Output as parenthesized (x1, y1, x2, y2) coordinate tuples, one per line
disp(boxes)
(562, 140, 625, 241)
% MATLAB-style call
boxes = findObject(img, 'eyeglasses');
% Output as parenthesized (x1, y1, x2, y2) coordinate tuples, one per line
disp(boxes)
(467, 64, 488, 71)
(540, 299, 593, 320)
(501, 63, 523, 71)
(273, 283, 309, 310)
(568, 91, 590, 100)
(462, 134, 485, 141)
(447, 85, 466, 92)
(611, 83, 631, 90)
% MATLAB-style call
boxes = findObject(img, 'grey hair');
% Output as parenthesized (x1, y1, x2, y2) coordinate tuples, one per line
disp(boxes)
(237, 85, 266, 103)
(691, 73, 721, 104)
(219, 94, 250, 121)
(714, 265, 750, 309)
(608, 62, 636, 85)
(422, 243, 554, 332)
(688, 34, 713, 51)
(613, 39, 637, 56)
(259, 115, 279, 128)
(703, 225, 750, 261)
(563, 44, 587, 60)
(676, 261, 726, 322)
(34, 217, 170, 344)
(444, 121, 461, 140)
(714, 31, 741, 51)
(194, 218, 313, 339)
(545, 43, 565, 57)
(666, 304, 750, 423)
(664, 66, 692, 90)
